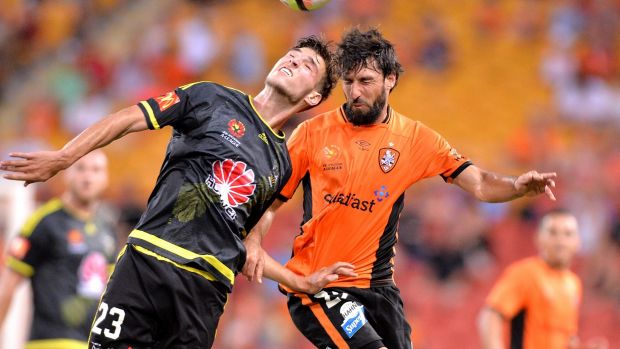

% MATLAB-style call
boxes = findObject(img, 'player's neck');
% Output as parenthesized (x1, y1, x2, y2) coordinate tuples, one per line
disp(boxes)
(61, 192, 97, 221)
(253, 88, 302, 131)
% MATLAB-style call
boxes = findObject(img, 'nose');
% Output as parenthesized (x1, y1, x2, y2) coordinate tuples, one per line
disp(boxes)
(350, 82, 362, 100)
(289, 56, 299, 68)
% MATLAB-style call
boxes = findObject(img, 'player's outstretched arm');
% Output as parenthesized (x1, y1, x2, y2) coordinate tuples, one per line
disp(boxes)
(262, 253, 357, 294)
(453, 165, 556, 203)
(0, 267, 25, 329)
(0, 105, 148, 186)
(478, 307, 506, 349)
(242, 199, 285, 283)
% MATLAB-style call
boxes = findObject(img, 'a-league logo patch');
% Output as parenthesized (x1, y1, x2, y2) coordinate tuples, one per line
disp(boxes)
(378, 148, 400, 173)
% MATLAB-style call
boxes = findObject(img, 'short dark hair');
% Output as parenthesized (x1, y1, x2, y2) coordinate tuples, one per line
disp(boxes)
(293, 35, 338, 105)
(337, 28, 404, 92)
(538, 208, 575, 232)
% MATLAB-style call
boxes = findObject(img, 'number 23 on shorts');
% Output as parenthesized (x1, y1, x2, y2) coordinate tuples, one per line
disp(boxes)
(91, 302, 126, 340)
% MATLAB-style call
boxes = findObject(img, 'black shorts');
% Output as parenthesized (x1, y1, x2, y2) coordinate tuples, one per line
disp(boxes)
(88, 245, 228, 349)
(288, 286, 412, 349)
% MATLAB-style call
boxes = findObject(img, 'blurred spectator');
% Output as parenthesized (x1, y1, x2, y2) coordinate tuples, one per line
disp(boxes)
(416, 15, 453, 73)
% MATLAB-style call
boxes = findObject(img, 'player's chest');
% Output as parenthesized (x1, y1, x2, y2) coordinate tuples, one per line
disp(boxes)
(309, 129, 409, 189)
(51, 220, 116, 262)
(531, 273, 580, 328)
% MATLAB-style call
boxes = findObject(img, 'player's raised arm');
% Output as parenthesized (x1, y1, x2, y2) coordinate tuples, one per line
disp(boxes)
(242, 199, 285, 283)
(0, 105, 147, 185)
(452, 165, 557, 203)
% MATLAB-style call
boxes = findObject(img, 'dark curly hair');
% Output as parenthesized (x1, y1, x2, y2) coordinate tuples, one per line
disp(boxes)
(293, 35, 338, 105)
(337, 28, 404, 92)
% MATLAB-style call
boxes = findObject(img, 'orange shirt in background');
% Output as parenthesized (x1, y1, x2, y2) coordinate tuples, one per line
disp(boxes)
(486, 256, 582, 349)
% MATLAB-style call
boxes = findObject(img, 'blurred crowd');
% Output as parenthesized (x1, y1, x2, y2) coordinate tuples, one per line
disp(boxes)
(1, 0, 619, 348)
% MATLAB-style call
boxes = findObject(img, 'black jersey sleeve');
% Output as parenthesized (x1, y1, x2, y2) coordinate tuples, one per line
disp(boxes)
(137, 87, 191, 131)
(6, 219, 54, 277)
(138, 81, 222, 132)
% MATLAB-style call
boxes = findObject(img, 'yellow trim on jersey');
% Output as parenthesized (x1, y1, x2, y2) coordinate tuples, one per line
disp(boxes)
(133, 245, 217, 281)
(6, 256, 34, 277)
(247, 96, 286, 140)
(128, 230, 234, 284)
(21, 199, 63, 237)
(180, 80, 245, 95)
(25, 339, 87, 349)
(140, 100, 159, 130)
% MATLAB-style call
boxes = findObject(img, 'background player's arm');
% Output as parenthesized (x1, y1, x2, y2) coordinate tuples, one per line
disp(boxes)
(453, 165, 557, 202)
(0, 267, 25, 329)
(1, 105, 147, 185)
(263, 254, 357, 294)
(478, 307, 506, 349)
(242, 199, 284, 282)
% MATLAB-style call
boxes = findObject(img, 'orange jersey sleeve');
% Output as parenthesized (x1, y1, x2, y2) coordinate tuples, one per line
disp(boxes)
(410, 122, 471, 184)
(279, 121, 310, 200)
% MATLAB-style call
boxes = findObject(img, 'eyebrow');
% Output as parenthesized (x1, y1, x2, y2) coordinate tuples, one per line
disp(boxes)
(292, 48, 319, 71)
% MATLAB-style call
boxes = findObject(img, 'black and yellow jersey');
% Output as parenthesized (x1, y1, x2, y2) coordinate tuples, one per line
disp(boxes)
(6, 199, 117, 348)
(130, 81, 291, 290)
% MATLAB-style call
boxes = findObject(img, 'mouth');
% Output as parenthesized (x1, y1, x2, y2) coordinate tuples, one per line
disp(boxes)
(279, 67, 293, 77)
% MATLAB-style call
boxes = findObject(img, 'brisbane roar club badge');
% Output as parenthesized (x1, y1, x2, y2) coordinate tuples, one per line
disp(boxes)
(378, 148, 400, 173)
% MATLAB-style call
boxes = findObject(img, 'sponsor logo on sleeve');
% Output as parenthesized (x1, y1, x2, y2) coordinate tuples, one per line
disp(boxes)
(340, 302, 367, 338)
(449, 147, 463, 160)
(154, 91, 180, 112)
(206, 159, 256, 220)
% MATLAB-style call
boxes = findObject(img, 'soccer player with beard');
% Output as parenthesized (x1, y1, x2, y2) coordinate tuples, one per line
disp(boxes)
(0, 36, 357, 349)
(241, 28, 558, 349)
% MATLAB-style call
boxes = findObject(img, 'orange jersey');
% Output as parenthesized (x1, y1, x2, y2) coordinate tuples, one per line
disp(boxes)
(486, 257, 582, 349)
(280, 106, 471, 289)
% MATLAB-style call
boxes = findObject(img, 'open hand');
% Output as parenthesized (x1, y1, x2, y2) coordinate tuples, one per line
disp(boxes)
(0, 151, 69, 186)
(514, 170, 557, 201)
(301, 262, 357, 294)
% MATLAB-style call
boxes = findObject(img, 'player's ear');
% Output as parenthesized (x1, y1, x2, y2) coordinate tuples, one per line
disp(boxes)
(385, 74, 396, 91)
(304, 91, 322, 108)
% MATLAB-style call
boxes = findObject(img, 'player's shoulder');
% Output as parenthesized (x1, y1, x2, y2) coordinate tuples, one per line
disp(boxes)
(178, 81, 246, 99)
(299, 107, 344, 132)
(20, 198, 65, 237)
(505, 257, 546, 277)
(388, 109, 430, 137)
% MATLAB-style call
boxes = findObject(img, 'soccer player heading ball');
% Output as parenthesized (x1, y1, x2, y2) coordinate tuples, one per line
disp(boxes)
(0, 36, 355, 348)
(242, 28, 558, 349)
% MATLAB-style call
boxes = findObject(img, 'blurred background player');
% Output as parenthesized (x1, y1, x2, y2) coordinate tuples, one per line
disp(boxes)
(242, 28, 558, 349)
(0, 150, 117, 349)
(478, 209, 608, 349)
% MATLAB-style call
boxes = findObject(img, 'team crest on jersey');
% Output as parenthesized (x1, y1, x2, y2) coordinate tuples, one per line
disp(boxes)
(378, 148, 400, 173)
(206, 159, 256, 220)
(227, 119, 246, 138)
(154, 91, 180, 112)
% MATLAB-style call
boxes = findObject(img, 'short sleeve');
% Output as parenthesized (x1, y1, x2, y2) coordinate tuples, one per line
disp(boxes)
(485, 264, 529, 318)
(279, 122, 310, 201)
(137, 85, 195, 131)
(415, 123, 472, 183)
(5, 220, 54, 278)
